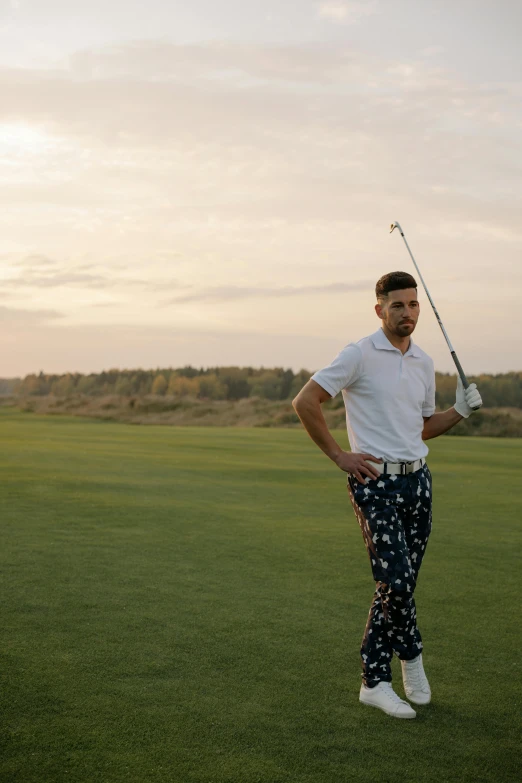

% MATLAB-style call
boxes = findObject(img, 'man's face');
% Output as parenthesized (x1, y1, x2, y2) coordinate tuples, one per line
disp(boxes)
(375, 287, 419, 337)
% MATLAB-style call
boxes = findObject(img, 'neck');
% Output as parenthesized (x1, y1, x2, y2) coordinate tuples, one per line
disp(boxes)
(381, 324, 411, 355)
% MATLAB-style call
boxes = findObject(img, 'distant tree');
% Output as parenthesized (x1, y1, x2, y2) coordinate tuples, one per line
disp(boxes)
(76, 375, 98, 395)
(37, 371, 52, 395)
(0, 378, 20, 395)
(216, 368, 251, 400)
(177, 366, 199, 379)
(289, 370, 311, 399)
(51, 374, 75, 396)
(114, 376, 135, 395)
(167, 373, 179, 395)
(11, 366, 522, 408)
(132, 370, 153, 395)
(168, 376, 200, 396)
(250, 371, 284, 401)
(19, 374, 37, 395)
(279, 369, 295, 399)
(434, 373, 455, 410)
(197, 374, 227, 400)
(151, 374, 168, 395)
(20, 372, 51, 395)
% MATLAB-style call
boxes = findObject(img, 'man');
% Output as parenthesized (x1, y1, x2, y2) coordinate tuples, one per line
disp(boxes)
(292, 271, 482, 719)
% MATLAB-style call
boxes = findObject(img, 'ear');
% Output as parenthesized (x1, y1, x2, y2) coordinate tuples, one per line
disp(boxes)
(375, 302, 384, 320)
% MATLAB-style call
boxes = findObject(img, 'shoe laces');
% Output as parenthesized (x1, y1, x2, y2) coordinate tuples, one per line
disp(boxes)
(404, 656, 426, 689)
(379, 681, 404, 704)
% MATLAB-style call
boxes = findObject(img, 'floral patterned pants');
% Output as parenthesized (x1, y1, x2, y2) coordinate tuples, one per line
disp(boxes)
(347, 463, 433, 688)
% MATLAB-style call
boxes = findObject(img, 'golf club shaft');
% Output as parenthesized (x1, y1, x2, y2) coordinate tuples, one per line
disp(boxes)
(390, 222, 477, 401)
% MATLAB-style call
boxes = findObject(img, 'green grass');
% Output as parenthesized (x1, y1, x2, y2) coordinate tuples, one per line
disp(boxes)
(1, 408, 521, 783)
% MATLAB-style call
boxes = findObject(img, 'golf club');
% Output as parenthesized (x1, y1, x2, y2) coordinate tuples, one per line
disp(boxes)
(390, 221, 480, 408)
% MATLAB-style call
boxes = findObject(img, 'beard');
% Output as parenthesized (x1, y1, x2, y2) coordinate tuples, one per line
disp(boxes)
(390, 321, 415, 336)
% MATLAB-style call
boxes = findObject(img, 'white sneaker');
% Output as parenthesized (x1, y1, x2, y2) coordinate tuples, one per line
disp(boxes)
(359, 681, 416, 719)
(401, 653, 431, 705)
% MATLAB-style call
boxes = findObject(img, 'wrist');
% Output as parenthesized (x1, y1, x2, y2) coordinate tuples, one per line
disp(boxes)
(329, 448, 344, 464)
(453, 403, 469, 419)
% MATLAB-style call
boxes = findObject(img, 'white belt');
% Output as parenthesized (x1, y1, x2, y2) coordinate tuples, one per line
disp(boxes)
(367, 457, 426, 475)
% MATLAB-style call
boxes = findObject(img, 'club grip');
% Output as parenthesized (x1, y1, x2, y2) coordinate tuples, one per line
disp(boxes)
(451, 351, 481, 410)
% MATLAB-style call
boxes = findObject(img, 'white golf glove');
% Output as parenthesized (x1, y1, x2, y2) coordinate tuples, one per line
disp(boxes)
(454, 377, 483, 418)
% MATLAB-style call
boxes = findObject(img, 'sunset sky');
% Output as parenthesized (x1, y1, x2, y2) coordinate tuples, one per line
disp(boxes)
(1, 0, 521, 377)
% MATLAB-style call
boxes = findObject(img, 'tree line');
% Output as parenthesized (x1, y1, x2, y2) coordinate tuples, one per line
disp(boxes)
(5, 368, 522, 409)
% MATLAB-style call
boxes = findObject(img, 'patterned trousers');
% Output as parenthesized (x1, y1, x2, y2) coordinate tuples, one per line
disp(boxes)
(347, 463, 432, 688)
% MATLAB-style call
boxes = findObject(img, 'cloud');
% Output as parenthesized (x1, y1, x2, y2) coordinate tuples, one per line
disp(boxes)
(165, 280, 372, 304)
(0, 40, 517, 182)
(0, 304, 64, 324)
(3, 255, 184, 291)
(0, 40, 517, 233)
(5, 270, 114, 288)
(0, 41, 517, 157)
(4, 256, 128, 289)
(317, 2, 378, 23)
(0, 36, 521, 369)
(14, 254, 59, 268)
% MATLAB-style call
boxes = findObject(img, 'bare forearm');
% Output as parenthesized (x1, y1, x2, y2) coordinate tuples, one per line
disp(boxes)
(422, 407, 463, 440)
(292, 397, 343, 462)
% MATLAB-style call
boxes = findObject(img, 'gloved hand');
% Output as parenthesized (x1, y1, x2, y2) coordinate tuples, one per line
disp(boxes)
(454, 377, 483, 418)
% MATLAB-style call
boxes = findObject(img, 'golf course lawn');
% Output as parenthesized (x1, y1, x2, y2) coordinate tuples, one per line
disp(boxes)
(1, 407, 521, 783)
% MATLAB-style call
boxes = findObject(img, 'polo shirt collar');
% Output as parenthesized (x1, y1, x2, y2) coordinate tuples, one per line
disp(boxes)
(370, 328, 421, 358)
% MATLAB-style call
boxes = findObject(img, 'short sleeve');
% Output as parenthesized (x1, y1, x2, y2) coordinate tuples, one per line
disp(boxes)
(422, 360, 436, 417)
(311, 344, 363, 398)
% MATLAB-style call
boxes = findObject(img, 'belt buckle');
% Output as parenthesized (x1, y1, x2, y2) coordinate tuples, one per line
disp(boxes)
(404, 462, 413, 475)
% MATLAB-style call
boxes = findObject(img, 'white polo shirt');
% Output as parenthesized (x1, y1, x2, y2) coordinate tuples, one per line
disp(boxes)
(311, 327, 436, 462)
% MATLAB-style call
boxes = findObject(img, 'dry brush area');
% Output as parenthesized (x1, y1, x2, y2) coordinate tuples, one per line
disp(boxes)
(3, 394, 522, 436)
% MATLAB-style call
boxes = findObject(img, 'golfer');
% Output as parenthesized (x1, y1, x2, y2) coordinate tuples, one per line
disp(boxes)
(292, 271, 483, 719)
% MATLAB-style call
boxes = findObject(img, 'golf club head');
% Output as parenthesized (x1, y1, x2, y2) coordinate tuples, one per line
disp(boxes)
(390, 221, 403, 234)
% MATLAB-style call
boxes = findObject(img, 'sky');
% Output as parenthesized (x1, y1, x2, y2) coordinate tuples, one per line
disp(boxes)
(1, 0, 521, 377)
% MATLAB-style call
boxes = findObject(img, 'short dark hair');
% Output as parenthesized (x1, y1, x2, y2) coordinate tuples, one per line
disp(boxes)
(375, 271, 417, 300)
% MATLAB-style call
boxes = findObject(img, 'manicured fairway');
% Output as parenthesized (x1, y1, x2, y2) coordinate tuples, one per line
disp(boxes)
(1, 408, 521, 783)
